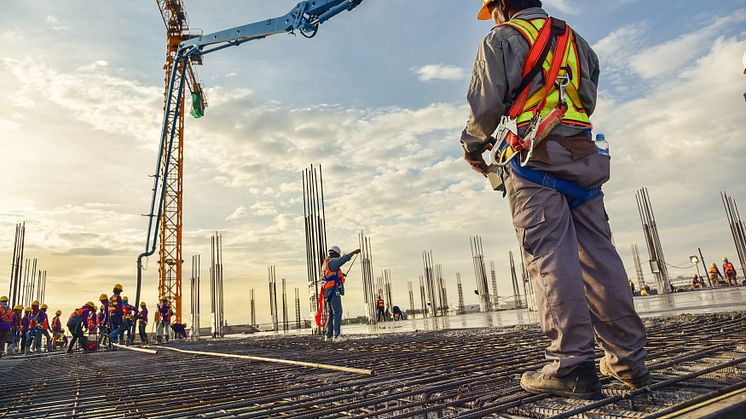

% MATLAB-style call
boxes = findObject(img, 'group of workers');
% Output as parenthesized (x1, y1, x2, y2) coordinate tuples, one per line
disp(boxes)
(704, 257, 741, 287)
(0, 283, 189, 357)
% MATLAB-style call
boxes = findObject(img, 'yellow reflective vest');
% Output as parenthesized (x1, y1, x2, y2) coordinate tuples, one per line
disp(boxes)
(503, 18, 592, 129)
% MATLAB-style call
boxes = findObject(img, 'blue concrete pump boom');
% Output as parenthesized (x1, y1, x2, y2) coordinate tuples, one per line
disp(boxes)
(136, 0, 365, 308)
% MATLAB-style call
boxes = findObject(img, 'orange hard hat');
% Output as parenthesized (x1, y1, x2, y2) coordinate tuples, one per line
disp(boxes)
(477, 0, 498, 21)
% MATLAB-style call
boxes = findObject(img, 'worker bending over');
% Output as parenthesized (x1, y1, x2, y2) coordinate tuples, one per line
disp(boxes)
(67, 302, 96, 353)
(461, 0, 648, 398)
(322, 245, 360, 342)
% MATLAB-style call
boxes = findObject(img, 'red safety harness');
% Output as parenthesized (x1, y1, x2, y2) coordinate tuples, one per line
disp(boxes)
(314, 258, 346, 327)
(493, 17, 574, 165)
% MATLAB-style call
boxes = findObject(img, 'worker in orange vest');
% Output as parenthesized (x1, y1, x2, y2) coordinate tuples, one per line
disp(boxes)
(0, 296, 12, 358)
(723, 258, 738, 286)
(322, 245, 360, 342)
(66, 302, 96, 353)
(708, 263, 724, 287)
(376, 296, 386, 322)
(51, 309, 62, 350)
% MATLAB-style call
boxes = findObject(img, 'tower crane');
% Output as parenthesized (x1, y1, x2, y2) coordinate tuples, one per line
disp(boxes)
(135, 0, 365, 313)
(153, 0, 207, 324)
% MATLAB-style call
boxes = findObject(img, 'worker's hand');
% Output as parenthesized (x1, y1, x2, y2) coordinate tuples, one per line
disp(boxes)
(463, 142, 493, 177)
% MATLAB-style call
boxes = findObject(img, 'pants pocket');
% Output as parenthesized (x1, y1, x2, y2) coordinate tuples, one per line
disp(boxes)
(513, 205, 548, 255)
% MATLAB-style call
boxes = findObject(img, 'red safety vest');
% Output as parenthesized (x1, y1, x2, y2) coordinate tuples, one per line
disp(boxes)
(0, 305, 12, 325)
(376, 299, 385, 310)
(724, 262, 736, 274)
(51, 316, 61, 331)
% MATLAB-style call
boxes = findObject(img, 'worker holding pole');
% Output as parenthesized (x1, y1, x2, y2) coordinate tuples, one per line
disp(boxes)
(322, 246, 360, 342)
(461, 0, 649, 398)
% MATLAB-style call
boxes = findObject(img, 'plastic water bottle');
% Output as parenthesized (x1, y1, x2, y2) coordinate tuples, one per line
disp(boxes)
(595, 133, 610, 157)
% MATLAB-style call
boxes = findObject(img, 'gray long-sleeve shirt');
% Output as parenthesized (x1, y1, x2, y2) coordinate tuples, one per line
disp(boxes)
(327, 253, 353, 273)
(460, 8, 600, 153)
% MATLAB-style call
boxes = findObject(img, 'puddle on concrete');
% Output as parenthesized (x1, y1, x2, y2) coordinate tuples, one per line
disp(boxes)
(245, 286, 746, 337)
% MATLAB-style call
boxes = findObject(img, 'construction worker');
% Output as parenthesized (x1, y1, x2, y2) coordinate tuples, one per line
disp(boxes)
(138, 302, 149, 344)
(690, 275, 703, 289)
(96, 304, 108, 346)
(723, 257, 738, 286)
(462, 0, 648, 398)
(156, 296, 173, 343)
(0, 296, 12, 357)
(120, 296, 135, 344)
(9, 305, 23, 354)
(108, 284, 125, 345)
(20, 307, 31, 355)
(708, 263, 724, 287)
(376, 296, 386, 322)
(392, 305, 405, 321)
(35, 303, 53, 352)
(28, 300, 42, 353)
(51, 309, 62, 351)
(171, 322, 188, 339)
(322, 245, 360, 342)
(67, 302, 96, 353)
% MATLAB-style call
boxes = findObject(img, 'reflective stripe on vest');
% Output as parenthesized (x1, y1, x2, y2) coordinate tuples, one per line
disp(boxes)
(322, 258, 345, 291)
(502, 18, 591, 129)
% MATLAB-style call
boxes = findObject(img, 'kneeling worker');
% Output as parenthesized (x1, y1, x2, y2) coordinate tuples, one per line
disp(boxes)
(322, 245, 360, 342)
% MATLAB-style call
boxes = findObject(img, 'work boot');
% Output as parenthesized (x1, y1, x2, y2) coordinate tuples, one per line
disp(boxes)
(333, 335, 347, 343)
(599, 358, 650, 389)
(520, 363, 602, 400)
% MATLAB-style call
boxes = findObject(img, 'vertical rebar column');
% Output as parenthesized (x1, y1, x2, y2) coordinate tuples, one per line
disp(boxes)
(489, 261, 499, 311)
(22, 258, 29, 307)
(721, 192, 746, 279)
(295, 288, 301, 329)
(632, 244, 646, 288)
(456, 273, 465, 314)
(383, 269, 393, 314)
(250, 289, 256, 328)
(268, 266, 278, 332)
(359, 231, 376, 323)
(419, 276, 427, 318)
(8, 222, 25, 309)
(509, 251, 523, 309)
(636, 187, 673, 294)
(422, 251, 438, 316)
(407, 281, 415, 318)
(191, 254, 200, 339)
(521, 258, 536, 311)
(210, 236, 216, 337)
(302, 165, 328, 334)
(470, 237, 491, 312)
(40, 270, 46, 304)
(281, 278, 288, 332)
(436, 264, 448, 316)
(210, 232, 224, 337)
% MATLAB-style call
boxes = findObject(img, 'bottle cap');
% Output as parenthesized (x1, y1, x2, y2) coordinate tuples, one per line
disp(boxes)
(596, 133, 605, 141)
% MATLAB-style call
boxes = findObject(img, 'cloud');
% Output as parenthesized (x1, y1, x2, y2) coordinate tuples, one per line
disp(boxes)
(2, 57, 162, 143)
(412, 64, 467, 82)
(226, 206, 250, 221)
(543, 0, 577, 15)
(629, 11, 746, 79)
(46, 15, 69, 31)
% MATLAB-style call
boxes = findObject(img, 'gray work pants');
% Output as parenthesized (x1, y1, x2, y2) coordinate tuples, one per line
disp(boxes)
(504, 140, 648, 380)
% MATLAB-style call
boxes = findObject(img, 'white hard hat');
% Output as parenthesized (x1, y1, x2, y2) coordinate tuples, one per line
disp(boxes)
(329, 246, 341, 256)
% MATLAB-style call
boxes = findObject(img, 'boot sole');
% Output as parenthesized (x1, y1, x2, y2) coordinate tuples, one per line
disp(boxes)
(520, 381, 602, 400)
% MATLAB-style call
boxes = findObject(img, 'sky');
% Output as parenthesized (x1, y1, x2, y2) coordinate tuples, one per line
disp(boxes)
(1, 0, 745, 327)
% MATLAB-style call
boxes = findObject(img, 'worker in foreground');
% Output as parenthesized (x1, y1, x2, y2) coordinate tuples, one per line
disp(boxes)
(461, 0, 649, 398)
(322, 245, 360, 342)
(156, 296, 173, 343)
(108, 284, 125, 345)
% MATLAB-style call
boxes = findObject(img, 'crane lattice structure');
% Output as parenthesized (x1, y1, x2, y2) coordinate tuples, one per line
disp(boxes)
(135, 0, 364, 315)
(154, 0, 207, 323)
